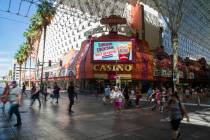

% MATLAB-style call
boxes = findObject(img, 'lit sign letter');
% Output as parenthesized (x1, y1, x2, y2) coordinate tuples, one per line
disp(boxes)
(107, 65, 112, 71)
(93, 65, 99, 71)
(124, 65, 133, 71)
(100, 65, 106, 71)
(116, 65, 124, 71)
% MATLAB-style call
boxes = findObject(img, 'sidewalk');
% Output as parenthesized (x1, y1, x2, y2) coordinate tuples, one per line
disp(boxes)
(0, 93, 210, 140)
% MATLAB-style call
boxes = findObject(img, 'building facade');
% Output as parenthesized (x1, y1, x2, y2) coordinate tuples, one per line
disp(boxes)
(35, 1, 210, 89)
(12, 60, 20, 82)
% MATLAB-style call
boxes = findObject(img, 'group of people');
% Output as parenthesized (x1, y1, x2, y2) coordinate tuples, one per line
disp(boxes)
(0, 80, 78, 128)
(102, 84, 191, 140)
(146, 86, 192, 140)
(29, 82, 61, 107)
(103, 85, 142, 112)
(2, 81, 209, 140)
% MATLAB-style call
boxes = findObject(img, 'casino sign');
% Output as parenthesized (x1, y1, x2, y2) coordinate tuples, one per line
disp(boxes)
(93, 64, 133, 72)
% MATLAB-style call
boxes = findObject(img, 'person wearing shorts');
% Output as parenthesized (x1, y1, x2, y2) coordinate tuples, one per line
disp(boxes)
(168, 93, 189, 140)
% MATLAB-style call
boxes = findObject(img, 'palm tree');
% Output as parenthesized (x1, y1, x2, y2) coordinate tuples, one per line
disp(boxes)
(15, 47, 26, 86)
(24, 26, 39, 88)
(21, 43, 30, 83)
(36, 0, 55, 84)
(27, 13, 43, 82)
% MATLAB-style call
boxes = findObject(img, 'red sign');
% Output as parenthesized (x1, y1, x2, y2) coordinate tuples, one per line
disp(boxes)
(100, 15, 127, 26)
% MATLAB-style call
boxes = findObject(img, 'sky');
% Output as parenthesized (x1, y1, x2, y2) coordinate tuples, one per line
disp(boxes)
(0, 0, 37, 77)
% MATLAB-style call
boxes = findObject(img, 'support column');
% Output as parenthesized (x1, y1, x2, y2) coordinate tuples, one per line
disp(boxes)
(172, 35, 179, 90)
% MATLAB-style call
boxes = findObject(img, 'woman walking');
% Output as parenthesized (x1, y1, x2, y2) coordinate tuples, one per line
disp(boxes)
(112, 86, 124, 112)
(168, 93, 189, 140)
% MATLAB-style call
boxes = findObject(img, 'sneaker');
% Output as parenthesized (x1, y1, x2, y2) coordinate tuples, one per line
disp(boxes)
(14, 123, 22, 127)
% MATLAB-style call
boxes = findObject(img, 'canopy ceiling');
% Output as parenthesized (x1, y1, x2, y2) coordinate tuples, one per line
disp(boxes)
(57, 0, 210, 51)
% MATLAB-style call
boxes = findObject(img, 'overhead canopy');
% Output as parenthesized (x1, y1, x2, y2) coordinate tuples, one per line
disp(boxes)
(59, 0, 210, 52)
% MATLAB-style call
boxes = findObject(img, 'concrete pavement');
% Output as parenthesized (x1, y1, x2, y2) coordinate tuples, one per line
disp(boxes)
(0, 93, 210, 140)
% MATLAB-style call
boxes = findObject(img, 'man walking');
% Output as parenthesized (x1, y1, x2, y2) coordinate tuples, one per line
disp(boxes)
(67, 82, 76, 113)
(8, 81, 22, 127)
(22, 83, 27, 96)
(30, 83, 41, 107)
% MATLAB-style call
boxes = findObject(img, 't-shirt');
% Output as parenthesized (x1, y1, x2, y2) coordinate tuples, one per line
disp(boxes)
(104, 87, 111, 96)
(9, 86, 21, 104)
(112, 91, 123, 100)
(170, 102, 182, 120)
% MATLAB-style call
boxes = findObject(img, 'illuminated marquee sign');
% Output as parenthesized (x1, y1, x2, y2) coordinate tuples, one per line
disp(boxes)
(93, 41, 133, 61)
(93, 64, 133, 72)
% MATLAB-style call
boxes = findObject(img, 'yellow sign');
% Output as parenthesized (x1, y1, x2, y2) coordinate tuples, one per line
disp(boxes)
(93, 64, 133, 72)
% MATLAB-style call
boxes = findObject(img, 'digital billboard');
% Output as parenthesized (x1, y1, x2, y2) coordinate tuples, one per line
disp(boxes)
(93, 41, 133, 61)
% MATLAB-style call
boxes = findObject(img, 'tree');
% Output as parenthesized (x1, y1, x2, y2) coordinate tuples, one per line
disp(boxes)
(8, 70, 12, 77)
(36, 0, 56, 85)
(15, 46, 26, 86)
(24, 25, 39, 88)
(152, 0, 186, 89)
(21, 43, 30, 82)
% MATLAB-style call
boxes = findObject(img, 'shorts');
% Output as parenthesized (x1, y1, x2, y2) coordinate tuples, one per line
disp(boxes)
(70, 98, 74, 105)
(171, 119, 181, 131)
(114, 101, 123, 109)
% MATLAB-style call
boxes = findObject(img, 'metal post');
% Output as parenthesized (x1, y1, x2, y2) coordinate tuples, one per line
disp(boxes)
(29, 52, 31, 89)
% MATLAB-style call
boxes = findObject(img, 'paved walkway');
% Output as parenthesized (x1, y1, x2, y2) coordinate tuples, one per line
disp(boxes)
(0, 93, 210, 140)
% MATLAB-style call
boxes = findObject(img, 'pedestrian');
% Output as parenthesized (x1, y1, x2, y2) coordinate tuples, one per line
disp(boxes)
(167, 92, 189, 140)
(52, 83, 60, 103)
(30, 83, 41, 107)
(152, 88, 161, 111)
(123, 85, 129, 107)
(40, 82, 44, 97)
(67, 82, 76, 113)
(160, 87, 168, 112)
(147, 86, 153, 101)
(129, 87, 136, 106)
(0, 82, 10, 112)
(43, 83, 48, 101)
(103, 85, 111, 104)
(112, 86, 124, 112)
(8, 81, 22, 127)
(22, 82, 27, 96)
(135, 86, 141, 108)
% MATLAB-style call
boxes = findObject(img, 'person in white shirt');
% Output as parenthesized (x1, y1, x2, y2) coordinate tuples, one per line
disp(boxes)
(8, 81, 22, 127)
(112, 86, 124, 112)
